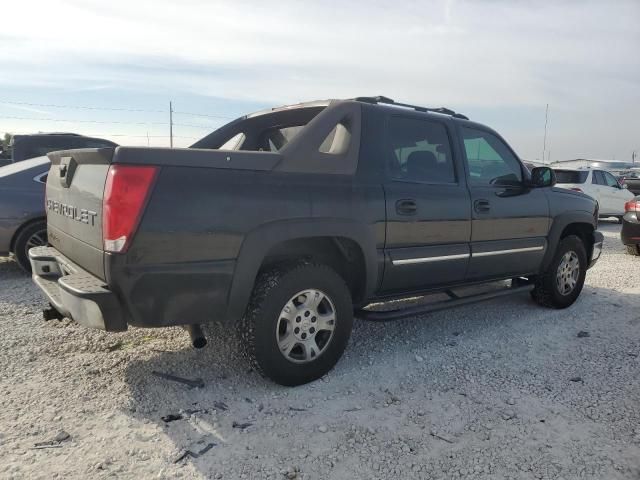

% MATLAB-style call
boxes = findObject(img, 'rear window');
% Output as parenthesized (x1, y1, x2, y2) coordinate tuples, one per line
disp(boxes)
(554, 170, 588, 184)
(194, 105, 328, 152)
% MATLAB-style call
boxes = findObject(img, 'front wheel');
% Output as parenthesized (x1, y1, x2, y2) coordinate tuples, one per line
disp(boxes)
(239, 263, 353, 386)
(531, 235, 587, 309)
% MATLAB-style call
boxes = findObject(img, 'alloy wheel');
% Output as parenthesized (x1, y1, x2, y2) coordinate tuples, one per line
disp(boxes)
(276, 289, 336, 363)
(556, 251, 580, 295)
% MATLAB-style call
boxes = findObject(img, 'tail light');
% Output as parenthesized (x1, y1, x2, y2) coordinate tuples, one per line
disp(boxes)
(570, 187, 583, 193)
(103, 164, 158, 253)
(624, 199, 639, 213)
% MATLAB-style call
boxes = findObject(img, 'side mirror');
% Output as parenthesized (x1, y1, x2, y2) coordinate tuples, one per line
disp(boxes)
(529, 167, 556, 188)
(622, 183, 628, 189)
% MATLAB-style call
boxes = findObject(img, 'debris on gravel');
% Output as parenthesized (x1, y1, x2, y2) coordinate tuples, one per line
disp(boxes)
(231, 421, 253, 430)
(151, 370, 205, 388)
(33, 430, 72, 449)
(161, 414, 183, 423)
(0, 222, 639, 479)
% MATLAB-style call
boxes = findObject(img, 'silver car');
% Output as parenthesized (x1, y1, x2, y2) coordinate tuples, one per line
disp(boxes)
(0, 157, 49, 271)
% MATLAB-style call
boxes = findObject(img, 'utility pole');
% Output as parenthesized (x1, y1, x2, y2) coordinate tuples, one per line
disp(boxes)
(542, 103, 549, 165)
(169, 101, 174, 148)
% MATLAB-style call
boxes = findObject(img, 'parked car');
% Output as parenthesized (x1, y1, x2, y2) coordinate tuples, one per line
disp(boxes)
(0, 157, 49, 270)
(0, 133, 117, 167)
(619, 172, 640, 196)
(621, 196, 640, 255)
(30, 96, 602, 386)
(554, 168, 635, 220)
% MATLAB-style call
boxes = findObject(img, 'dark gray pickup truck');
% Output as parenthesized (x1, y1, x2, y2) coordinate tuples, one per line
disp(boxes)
(30, 96, 603, 386)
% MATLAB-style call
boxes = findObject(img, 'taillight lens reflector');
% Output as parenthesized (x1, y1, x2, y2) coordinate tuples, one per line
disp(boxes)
(624, 200, 639, 213)
(103, 164, 158, 253)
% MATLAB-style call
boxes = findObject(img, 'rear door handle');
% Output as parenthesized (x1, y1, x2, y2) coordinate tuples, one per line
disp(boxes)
(474, 199, 490, 213)
(396, 199, 417, 215)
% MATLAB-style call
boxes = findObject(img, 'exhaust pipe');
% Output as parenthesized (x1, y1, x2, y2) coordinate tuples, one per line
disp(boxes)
(184, 324, 207, 349)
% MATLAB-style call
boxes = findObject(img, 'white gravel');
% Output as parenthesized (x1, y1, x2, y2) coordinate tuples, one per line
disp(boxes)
(1, 221, 639, 479)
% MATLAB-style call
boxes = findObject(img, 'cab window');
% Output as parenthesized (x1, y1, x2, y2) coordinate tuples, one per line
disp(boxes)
(386, 116, 456, 184)
(461, 127, 522, 186)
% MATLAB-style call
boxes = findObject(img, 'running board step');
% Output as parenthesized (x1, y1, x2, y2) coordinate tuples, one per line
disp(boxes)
(355, 284, 534, 322)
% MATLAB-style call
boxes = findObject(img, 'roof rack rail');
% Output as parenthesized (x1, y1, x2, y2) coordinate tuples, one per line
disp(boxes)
(354, 96, 469, 120)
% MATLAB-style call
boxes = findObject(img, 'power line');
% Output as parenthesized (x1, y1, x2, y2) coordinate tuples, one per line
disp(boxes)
(173, 110, 234, 120)
(0, 129, 198, 139)
(0, 100, 165, 113)
(108, 134, 198, 139)
(0, 100, 235, 120)
(0, 114, 213, 129)
(174, 122, 218, 129)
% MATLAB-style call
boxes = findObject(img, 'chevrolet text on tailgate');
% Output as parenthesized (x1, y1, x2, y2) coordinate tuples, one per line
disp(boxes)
(30, 96, 603, 386)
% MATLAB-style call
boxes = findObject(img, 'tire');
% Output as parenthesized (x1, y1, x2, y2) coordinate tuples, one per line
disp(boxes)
(531, 235, 587, 309)
(13, 220, 47, 272)
(626, 244, 640, 256)
(239, 262, 353, 386)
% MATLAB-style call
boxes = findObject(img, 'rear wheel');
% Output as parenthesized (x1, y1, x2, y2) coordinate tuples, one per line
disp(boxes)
(531, 235, 587, 309)
(239, 263, 353, 386)
(13, 220, 47, 272)
(626, 244, 640, 256)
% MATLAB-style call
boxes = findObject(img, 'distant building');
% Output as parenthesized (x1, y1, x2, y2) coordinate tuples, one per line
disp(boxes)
(550, 158, 638, 173)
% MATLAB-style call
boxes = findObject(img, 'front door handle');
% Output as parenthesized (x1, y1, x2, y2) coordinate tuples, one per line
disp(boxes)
(396, 199, 417, 215)
(474, 199, 490, 213)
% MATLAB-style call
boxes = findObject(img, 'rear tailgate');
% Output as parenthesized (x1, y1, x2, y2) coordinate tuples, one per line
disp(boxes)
(46, 148, 114, 280)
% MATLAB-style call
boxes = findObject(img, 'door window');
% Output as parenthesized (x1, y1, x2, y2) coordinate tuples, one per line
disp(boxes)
(460, 127, 523, 186)
(387, 116, 456, 184)
(592, 171, 606, 185)
(603, 171, 620, 188)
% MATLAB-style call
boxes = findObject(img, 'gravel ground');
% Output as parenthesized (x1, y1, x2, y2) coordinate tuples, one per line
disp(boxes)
(1, 221, 639, 480)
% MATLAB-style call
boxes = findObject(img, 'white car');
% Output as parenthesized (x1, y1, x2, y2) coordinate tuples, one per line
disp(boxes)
(554, 168, 635, 219)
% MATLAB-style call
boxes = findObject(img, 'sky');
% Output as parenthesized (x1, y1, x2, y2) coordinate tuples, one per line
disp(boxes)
(1, 0, 638, 162)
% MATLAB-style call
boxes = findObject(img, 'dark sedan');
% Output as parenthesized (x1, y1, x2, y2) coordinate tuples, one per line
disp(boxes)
(0, 157, 49, 271)
(622, 196, 640, 255)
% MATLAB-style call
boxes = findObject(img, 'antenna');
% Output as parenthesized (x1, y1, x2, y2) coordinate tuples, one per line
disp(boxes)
(542, 104, 549, 165)
(169, 101, 174, 148)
